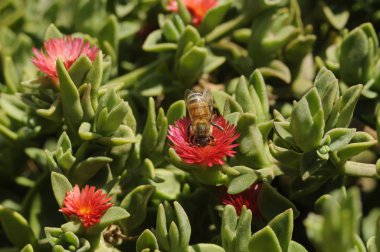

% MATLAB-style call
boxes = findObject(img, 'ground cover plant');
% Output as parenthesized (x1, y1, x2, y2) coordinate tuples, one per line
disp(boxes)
(2, 0, 380, 251)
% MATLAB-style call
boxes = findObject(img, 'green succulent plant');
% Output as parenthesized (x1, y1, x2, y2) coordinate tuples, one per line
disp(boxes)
(2, 1, 380, 252)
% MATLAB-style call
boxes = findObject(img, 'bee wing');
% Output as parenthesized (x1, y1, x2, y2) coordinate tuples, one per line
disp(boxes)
(223, 98, 231, 116)
(202, 90, 214, 117)
(184, 89, 194, 104)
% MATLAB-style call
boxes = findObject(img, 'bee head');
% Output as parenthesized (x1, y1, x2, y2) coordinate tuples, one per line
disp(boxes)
(195, 136, 211, 146)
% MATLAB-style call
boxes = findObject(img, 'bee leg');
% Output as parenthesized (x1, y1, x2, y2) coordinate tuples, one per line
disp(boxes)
(211, 121, 224, 133)
(210, 135, 216, 145)
(189, 135, 195, 145)
(187, 124, 191, 137)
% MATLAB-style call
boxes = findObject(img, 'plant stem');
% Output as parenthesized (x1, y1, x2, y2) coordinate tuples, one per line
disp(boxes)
(205, 15, 250, 43)
(351, 117, 380, 154)
(343, 161, 380, 179)
(102, 56, 167, 90)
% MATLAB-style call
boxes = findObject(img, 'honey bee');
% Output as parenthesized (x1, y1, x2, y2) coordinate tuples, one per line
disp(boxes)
(185, 89, 224, 146)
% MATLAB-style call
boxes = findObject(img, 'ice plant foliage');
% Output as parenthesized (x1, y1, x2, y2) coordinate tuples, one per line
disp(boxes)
(59, 185, 112, 228)
(167, 0, 218, 25)
(32, 36, 99, 82)
(222, 183, 262, 216)
(168, 116, 239, 167)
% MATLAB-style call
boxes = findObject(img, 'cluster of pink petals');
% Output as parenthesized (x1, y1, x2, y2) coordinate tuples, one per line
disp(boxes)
(168, 116, 239, 167)
(167, 0, 218, 25)
(32, 36, 99, 81)
(59, 185, 112, 228)
(222, 183, 262, 216)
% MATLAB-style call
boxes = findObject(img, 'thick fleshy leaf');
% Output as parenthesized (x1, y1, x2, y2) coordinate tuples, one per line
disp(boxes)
(162, 17, 181, 43)
(78, 122, 101, 140)
(156, 204, 170, 250)
(259, 60, 292, 84)
(248, 9, 298, 67)
(99, 15, 119, 57)
(168, 222, 181, 250)
(221, 205, 238, 251)
(285, 34, 316, 64)
(167, 100, 186, 125)
(140, 97, 158, 158)
(199, 0, 231, 35)
(363, 208, 380, 242)
(175, 0, 192, 24)
(212, 90, 243, 115)
(235, 207, 252, 252)
(68, 55, 92, 86)
(248, 226, 282, 252)
(57, 59, 84, 132)
(86, 207, 130, 235)
(0, 206, 36, 248)
(173, 201, 191, 249)
(290, 88, 324, 152)
(268, 209, 293, 252)
(325, 128, 356, 152)
(178, 46, 208, 85)
(258, 182, 299, 221)
(136, 229, 159, 252)
(44, 24, 63, 40)
(4, 57, 19, 93)
(203, 51, 226, 73)
(120, 185, 155, 235)
(367, 236, 378, 252)
(337, 132, 376, 161)
(336, 85, 363, 128)
(340, 23, 377, 85)
(189, 244, 225, 252)
(80, 83, 95, 122)
(227, 166, 257, 194)
(236, 76, 255, 114)
(70, 156, 112, 185)
(21, 244, 34, 252)
(236, 114, 272, 168)
(288, 241, 308, 252)
(269, 143, 301, 170)
(51, 172, 72, 207)
(249, 69, 270, 120)
(300, 149, 328, 180)
(177, 26, 202, 56)
(314, 67, 339, 120)
(273, 121, 297, 147)
(151, 169, 181, 200)
(143, 30, 177, 52)
(84, 51, 103, 108)
(322, 3, 349, 30)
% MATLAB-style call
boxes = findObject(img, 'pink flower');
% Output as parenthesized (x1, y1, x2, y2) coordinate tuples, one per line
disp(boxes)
(222, 183, 262, 216)
(167, 0, 218, 25)
(59, 185, 112, 228)
(168, 116, 239, 167)
(32, 36, 99, 83)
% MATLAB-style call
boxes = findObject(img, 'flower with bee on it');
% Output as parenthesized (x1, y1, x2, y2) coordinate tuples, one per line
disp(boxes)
(166, 0, 218, 25)
(168, 90, 240, 167)
(32, 36, 99, 84)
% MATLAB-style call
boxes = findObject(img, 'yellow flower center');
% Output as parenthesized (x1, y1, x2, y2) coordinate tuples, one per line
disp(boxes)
(79, 207, 92, 215)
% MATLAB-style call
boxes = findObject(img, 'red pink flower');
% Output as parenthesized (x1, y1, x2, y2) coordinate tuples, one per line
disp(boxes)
(59, 185, 112, 228)
(32, 36, 99, 83)
(167, 0, 218, 25)
(221, 183, 262, 216)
